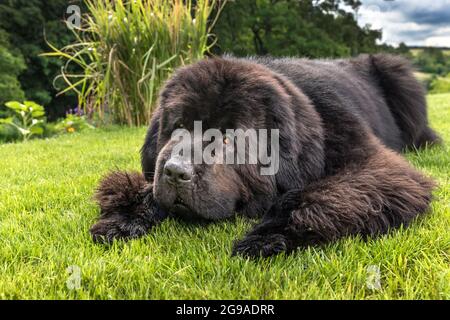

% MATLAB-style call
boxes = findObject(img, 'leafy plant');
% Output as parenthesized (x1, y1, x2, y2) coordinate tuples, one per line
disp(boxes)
(44, 0, 225, 126)
(55, 114, 94, 134)
(0, 100, 45, 141)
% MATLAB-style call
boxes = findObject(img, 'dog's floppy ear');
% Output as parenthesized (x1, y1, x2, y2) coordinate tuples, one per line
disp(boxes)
(141, 108, 161, 181)
(268, 74, 325, 193)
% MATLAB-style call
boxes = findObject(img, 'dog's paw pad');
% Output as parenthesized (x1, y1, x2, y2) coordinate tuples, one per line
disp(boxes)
(232, 234, 288, 258)
(90, 219, 122, 244)
(89, 217, 148, 244)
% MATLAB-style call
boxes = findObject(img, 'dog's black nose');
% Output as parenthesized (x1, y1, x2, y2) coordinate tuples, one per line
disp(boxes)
(163, 158, 192, 183)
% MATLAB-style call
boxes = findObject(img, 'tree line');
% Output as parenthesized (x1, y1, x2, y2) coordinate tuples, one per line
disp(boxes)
(0, 0, 448, 120)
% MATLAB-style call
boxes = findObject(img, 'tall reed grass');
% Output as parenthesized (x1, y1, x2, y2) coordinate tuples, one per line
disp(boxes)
(45, 0, 224, 126)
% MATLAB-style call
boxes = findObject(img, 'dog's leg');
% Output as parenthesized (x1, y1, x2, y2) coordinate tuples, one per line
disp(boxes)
(90, 171, 167, 243)
(233, 149, 435, 258)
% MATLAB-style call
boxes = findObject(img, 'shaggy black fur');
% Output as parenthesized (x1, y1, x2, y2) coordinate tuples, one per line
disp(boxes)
(90, 171, 166, 243)
(90, 54, 440, 258)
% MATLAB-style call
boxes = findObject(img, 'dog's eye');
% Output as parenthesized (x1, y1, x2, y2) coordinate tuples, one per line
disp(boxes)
(223, 134, 232, 144)
(174, 121, 184, 130)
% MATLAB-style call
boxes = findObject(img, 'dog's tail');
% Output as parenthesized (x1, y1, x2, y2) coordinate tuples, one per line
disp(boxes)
(369, 54, 441, 149)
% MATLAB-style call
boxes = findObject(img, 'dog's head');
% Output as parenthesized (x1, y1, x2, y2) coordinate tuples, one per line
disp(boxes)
(141, 58, 324, 221)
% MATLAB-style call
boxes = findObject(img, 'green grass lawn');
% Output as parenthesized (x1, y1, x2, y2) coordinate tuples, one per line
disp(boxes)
(0, 94, 449, 300)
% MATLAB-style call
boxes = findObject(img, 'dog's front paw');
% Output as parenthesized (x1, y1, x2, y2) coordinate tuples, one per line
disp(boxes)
(232, 234, 288, 258)
(89, 216, 150, 244)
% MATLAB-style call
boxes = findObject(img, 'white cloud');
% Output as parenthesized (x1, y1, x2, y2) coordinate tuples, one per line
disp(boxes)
(426, 36, 450, 47)
(355, 0, 450, 47)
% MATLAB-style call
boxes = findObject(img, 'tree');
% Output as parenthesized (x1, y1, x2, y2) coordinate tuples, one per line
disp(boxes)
(0, 0, 79, 120)
(0, 28, 25, 109)
(212, 0, 382, 58)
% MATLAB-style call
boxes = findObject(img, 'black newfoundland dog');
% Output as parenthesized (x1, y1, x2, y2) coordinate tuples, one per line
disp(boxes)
(90, 54, 441, 258)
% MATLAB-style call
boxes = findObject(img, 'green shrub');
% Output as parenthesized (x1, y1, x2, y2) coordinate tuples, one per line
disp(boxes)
(44, 0, 224, 126)
(55, 114, 94, 134)
(0, 100, 45, 141)
(0, 123, 19, 143)
(0, 29, 26, 107)
(429, 74, 450, 94)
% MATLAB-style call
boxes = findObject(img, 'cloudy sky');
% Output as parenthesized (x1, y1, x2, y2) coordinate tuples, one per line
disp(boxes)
(354, 0, 450, 47)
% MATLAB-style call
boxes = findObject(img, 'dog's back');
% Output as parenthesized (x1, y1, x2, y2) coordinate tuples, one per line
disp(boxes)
(250, 54, 441, 151)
